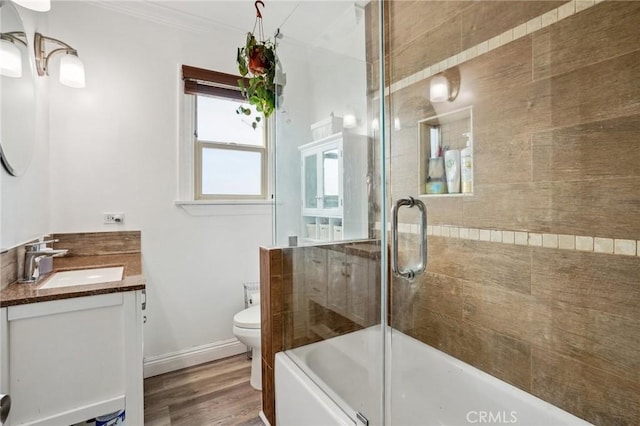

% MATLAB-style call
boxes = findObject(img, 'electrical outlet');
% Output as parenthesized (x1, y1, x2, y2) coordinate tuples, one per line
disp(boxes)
(103, 212, 125, 224)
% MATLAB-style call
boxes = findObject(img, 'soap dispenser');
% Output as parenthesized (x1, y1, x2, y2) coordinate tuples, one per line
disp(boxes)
(461, 132, 473, 193)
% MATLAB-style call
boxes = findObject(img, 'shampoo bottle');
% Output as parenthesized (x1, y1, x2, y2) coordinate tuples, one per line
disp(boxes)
(461, 133, 473, 193)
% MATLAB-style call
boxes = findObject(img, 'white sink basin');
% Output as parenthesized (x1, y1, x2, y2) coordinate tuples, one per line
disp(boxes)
(39, 266, 124, 290)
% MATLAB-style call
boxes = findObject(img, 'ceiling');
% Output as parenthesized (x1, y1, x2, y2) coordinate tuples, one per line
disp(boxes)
(86, 0, 366, 49)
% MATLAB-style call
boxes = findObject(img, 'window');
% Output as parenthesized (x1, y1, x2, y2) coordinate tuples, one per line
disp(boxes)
(182, 65, 267, 200)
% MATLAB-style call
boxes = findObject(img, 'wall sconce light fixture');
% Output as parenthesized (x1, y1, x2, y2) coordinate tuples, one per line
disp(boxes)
(429, 67, 460, 103)
(34, 32, 85, 88)
(0, 31, 26, 78)
(11, 0, 50, 12)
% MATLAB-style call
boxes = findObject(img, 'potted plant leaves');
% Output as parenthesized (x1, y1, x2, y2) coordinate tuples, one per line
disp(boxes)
(236, 1, 278, 129)
(236, 33, 276, 129)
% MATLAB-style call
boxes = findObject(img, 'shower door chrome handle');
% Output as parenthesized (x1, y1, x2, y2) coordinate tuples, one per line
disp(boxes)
(391, 196, 427, 280)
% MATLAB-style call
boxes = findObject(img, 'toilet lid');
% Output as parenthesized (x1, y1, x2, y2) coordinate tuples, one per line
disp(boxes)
(233, 305, 261, 329)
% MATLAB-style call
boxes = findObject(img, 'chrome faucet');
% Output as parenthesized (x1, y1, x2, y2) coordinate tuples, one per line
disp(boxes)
(19, 239, 68, 283)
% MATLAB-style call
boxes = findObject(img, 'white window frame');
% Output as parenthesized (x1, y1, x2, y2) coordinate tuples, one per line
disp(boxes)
(192, 115, 268, 200)
(177, 87, 273, 206)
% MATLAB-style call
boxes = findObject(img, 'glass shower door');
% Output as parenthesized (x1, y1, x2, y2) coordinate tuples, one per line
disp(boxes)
(273, 1, 386, 425)
(385, 1, 640, 425)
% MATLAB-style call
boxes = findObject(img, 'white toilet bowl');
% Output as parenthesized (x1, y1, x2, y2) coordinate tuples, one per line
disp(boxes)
(233, 305, 262, 390)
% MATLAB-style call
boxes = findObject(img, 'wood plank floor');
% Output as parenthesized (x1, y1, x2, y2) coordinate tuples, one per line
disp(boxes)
(144, 354, 263, 426)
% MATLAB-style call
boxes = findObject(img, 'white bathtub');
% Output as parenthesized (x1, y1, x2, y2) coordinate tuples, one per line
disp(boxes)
(275, 326, 591, 426)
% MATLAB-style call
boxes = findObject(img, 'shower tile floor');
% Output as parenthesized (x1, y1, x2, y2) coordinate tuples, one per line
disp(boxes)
(144, 354, 263, 425)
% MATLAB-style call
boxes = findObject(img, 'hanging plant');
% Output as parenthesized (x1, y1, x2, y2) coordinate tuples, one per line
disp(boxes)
(236, 1, 277, 129)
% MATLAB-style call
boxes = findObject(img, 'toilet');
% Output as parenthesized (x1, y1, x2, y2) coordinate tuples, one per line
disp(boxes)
(233, 305, 262, 390)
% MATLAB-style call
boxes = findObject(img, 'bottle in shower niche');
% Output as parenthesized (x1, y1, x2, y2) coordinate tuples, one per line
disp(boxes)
(461, 132, 473, 193)
(444, 149, 460, 193)
(426, 157, 447, 194)
(425, 126, 447, 194)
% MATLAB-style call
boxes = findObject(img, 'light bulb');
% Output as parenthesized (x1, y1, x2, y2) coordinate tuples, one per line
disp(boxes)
(11, 0, 51, 12)
(0, 38, 22, 78)
(430, 74, 449, 103)
(343, 113, 357, 129)
(59, 54, 85, 88)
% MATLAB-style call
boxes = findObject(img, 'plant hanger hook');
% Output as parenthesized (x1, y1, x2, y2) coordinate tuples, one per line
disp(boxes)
(255, 1, 265, 18)
(252, 0, 266, 41)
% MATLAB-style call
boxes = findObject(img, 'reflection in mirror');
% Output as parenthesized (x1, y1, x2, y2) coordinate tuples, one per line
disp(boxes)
(0, 31, 26, 77)
(304, 154, 318, 209)
(323, 149, 339, 209)
(0, 1, 36, 176)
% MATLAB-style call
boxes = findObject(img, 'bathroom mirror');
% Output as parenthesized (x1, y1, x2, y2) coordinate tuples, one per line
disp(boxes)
(304, 154, 318, 209)
(322, 148, 339, 209)
(0, 1, 36, 176)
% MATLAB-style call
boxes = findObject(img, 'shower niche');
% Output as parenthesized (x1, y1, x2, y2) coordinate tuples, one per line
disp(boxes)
(299, 132, 367, 243)
(418, 106, 474, 197)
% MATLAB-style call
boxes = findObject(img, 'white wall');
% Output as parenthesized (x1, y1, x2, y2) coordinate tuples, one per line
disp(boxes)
(1, 6, 50, 249)
(47, 2, 272, 370)
(273, 40, 311, 246)
(273, 6, 368, 245)
(306, 4, 368, 136)
(307, 46, 368, 135)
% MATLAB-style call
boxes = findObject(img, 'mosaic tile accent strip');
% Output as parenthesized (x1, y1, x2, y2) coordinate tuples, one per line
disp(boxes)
(376, 222, 638, 257)
(425, 225, 638, 257)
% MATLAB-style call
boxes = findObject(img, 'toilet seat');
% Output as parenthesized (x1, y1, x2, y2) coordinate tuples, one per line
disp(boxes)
(233, 305, 260, 329)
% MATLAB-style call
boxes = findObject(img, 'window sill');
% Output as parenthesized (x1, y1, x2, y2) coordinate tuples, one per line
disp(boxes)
(175, 200, 274, 206)
(175, 200, 274, 216)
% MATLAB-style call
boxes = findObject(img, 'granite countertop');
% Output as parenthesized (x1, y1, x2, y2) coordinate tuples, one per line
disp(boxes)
(0, 269, 145, 308)
(345, 241, 381, 259)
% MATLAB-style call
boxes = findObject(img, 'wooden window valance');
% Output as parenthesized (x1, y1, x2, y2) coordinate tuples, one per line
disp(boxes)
(182, 65, 249, 101)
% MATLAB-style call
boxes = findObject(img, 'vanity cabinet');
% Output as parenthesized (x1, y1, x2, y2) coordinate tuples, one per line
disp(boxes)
(326, 251, 378, 326)
(303, 247, 328, 306)
(346, 255, 377, 326)
(302, 245, 379, 334)
(299, 133, 367, 242)
(0, 291, 144, 426)
(326, 251, 348, 316)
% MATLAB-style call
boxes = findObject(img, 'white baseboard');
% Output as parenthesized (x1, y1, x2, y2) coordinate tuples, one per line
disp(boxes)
(259, 410, 271, 426)
(25, 395, 124, 426)
(143, 338, 246, 378)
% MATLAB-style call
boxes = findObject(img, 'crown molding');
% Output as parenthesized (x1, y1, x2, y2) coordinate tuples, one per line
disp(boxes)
(88, 1, 245, 36)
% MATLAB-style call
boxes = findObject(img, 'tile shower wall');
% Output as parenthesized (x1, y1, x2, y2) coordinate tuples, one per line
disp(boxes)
(375, 1, 640, 424)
